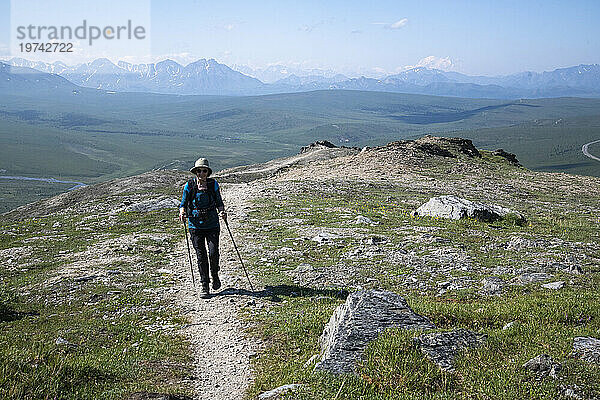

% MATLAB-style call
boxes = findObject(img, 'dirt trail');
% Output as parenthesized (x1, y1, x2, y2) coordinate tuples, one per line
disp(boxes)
(168, 182, 264, 400)
(582, 139, 600, 162)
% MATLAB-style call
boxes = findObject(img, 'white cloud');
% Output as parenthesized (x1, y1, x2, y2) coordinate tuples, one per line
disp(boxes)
(403, 56, 458, 71)
(372, 18, 408, 30)
(389, 18, 408, 29)
(223, 24, 235, 31)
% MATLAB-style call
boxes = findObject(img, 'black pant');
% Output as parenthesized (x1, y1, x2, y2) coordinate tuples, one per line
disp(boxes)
(189, 227, 220, 284)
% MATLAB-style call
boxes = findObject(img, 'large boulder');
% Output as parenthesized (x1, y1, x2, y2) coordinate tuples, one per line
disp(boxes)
(414, 329, 486, 371)
(315, 290, 435, 374)
(412, 195, 524, 223)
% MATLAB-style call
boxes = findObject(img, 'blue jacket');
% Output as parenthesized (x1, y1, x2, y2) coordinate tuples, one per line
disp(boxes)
(179, 178, 224, 230)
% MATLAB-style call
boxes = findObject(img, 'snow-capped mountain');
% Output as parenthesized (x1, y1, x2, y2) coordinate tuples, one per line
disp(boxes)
(4, 58, 600, 98)
(327, 65, 600, 98)
(6, 58, 264, 95)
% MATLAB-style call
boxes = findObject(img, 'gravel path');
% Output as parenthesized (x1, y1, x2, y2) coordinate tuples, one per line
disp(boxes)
(168, 182, 265, 400)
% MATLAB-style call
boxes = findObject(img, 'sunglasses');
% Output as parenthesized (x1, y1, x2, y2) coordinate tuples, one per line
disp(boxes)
(196, 169, 209, 173)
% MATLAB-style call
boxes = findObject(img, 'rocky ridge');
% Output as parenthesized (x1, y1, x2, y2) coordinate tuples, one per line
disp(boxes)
(2, 135, 599, 399)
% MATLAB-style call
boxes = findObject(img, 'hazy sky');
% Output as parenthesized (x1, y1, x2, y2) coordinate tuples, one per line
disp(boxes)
(2, 0, 600, 76)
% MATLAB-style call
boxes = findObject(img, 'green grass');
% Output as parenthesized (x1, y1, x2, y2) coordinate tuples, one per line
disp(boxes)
(0, 202, 194, 398)
(0, 179, 77, 214)
(3, 90, 600, 213)
(240, 165, 600, 399)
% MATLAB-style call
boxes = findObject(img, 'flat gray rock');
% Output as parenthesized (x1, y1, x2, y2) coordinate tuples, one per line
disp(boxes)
(571, 337, 600, 364)
(315, 290, 435, 374)
(412, 195, 524, 223)
(414, 329, 486, 371)
(511, 273, 552, 285)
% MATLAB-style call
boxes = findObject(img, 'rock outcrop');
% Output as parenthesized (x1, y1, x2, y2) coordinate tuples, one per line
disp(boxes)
(315, 290, 435, 374)
(492, 149, 521, 165)
(412, 195, 524, 223)
(300, 140, 338, 153)
(371, 136, 481, 160)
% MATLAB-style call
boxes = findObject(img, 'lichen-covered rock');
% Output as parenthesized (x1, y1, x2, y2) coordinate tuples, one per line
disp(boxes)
(414, 329, 486, 371)
(571, 337, 600, 364)
(315, 290, 435, 374)
(412, 195, 524, 223)
(523, 354, 561, 378)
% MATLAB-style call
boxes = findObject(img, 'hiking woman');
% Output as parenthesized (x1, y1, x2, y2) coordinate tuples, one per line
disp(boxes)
(179, 158, 227, 297)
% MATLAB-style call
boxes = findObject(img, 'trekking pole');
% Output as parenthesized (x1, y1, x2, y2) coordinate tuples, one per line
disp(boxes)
(182, 216, 196, 287)
(223, 218, 255, 292)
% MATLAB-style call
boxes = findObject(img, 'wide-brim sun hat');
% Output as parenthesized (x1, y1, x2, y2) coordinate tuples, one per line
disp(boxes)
(190, 158, 213, 176)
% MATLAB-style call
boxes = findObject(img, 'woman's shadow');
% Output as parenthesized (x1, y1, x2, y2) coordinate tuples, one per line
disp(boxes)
(210, 284, 348, 302)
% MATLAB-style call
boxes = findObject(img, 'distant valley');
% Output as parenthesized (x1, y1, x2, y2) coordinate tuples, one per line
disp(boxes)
(1, 60, 599, 212)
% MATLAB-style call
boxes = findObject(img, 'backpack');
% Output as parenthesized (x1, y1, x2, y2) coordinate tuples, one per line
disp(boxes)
(184, 178, 217, 218)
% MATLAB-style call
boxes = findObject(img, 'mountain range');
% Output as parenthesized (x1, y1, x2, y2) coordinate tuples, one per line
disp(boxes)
(4, 57, 600, 99)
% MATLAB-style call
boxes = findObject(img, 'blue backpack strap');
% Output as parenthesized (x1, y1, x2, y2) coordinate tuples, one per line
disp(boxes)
(206, 178, 217, 207)
(185, 178, 197, 214)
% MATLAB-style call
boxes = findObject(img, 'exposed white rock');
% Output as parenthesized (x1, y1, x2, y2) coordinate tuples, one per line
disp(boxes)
(258, 384, 303, 399)
(541, 281, 565, 290)
(412, 195, 524, 223)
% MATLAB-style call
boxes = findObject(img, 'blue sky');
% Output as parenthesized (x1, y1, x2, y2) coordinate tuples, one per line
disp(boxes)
(2, 0, 600, 76)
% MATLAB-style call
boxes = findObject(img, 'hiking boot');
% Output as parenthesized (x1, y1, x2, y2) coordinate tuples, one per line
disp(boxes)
(201, 283, 210, 298)
(212, 274, 221, 291)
